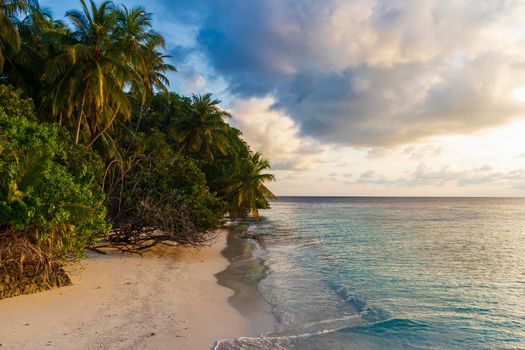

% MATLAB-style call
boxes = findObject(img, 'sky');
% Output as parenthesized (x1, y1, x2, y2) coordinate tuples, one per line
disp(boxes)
(41, 0, 525, 196)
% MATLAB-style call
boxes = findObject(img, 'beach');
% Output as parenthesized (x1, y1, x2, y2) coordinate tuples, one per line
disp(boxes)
(0, 230, 264, 350)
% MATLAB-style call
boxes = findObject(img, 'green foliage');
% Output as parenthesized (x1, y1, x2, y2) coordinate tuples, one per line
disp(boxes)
(2, 7, 66, 112)
(169, 93, 232, 160)
(0, 84, 34, 120)
(169, 157, 226, 231)
(0, 97, 109, 258)
(108, 130, 225, 234)
(126, 91, 276, 222)
(137, 92, 187, 133)
(201, 126, 251, 194)
(0, 0, 39, 71)
(0, 0, 276, 259)
(225, 152, 276, 220)
(40, 0, 175, 146)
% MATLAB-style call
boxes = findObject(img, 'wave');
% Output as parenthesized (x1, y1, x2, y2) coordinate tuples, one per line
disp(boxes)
(212, 317, 427, 350)
(211, 324, 355, 350)
(326, 279, 393, 325)
(353, 318, 430, 333)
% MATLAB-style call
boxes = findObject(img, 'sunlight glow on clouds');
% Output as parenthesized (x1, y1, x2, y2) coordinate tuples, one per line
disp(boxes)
(512, 86, 525, 103)
(229, 97, 329, 171)
(192, 0, 525, 147)
(267, 119, 525, 196)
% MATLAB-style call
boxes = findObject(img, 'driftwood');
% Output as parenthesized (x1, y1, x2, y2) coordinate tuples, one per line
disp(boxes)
(102, 153, 218, 254)
(99, 195, 217, 254)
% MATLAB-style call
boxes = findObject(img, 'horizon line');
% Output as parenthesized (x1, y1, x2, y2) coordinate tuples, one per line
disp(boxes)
(272, 195, 525, 198)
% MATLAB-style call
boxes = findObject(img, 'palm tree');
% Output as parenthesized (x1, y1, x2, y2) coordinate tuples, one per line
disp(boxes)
(43, 0, 142, 145)
(139, 42, 174, 97)
(4, 8, 65, 111)
(171, 93, 232, 160)
(113, 4, 173, 97)
(0, 0, 38, 71)
(226, 152, 276, 220)
(113, 4, 175, 149)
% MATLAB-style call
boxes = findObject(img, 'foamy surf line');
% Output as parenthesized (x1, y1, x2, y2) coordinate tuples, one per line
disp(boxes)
(211, 319, 360, 350)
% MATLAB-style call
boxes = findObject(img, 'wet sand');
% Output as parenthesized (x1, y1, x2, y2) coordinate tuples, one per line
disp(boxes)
(216, 229, 275, 337)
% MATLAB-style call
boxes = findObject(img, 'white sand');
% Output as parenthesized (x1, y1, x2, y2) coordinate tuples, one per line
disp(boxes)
(0, 231, 252, 350)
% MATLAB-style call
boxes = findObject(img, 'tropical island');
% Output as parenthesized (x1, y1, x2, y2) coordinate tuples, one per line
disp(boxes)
(0, 1, 275, 346)
(2, 1, 525, 350)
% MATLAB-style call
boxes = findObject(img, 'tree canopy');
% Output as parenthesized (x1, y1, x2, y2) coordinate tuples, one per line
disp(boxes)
(0, 0, 276, 264)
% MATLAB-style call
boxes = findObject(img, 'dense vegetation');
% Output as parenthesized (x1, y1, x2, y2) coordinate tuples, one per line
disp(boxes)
(0, 0, 275, 274)
(0, 86, 108, 259)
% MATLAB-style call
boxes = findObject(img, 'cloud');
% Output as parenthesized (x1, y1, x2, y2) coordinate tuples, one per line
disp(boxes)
(45, 0, 525, 150)
(181, 0, 525, 147)
(366, 147, 390, 159)
(356, 170, 394, 185)
(404, 145, 442, 160)
(355, 163, 525, 188)
(228, 96, 328, 170)
(410, 163, 462, 186)
(512, 182, 525, 190)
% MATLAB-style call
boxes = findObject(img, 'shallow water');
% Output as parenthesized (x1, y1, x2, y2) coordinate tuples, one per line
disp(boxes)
(215, 229, 275, 335)
(215, 197, 525, 350)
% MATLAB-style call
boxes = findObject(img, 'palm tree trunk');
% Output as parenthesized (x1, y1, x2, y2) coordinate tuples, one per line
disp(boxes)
(87, 106, 120, 148)
(75, 114, 81, 145)
(124, 99, 145, 157)
(134, 99, 145, 135)
(177, 140, 188, 155)
(171, 133, 192, 164)
(75, 90, 88, 145)
(177, 130, 196, 156)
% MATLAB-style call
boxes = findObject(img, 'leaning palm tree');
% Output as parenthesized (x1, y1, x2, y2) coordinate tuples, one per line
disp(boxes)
(0, 0, 38, 71)
(226, 152, 276, 221)
(171, 93, 232, 160)
(43, 0, 143, 145)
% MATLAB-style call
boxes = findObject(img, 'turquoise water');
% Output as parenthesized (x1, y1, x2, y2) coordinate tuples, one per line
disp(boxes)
(215, 197, 525, 350)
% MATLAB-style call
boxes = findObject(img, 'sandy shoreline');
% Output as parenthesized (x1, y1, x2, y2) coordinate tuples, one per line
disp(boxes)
(0, 230, 261, 350)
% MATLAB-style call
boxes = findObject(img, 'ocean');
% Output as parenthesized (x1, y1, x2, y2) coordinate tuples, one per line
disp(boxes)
(215, 197, 525, 350)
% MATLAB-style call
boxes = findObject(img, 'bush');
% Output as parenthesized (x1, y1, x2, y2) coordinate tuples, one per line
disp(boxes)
(167, 157, 226, 232)
(106, 131, 226, 249)
(0, 85, 35, 122)
(0, 91, 109, 259)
